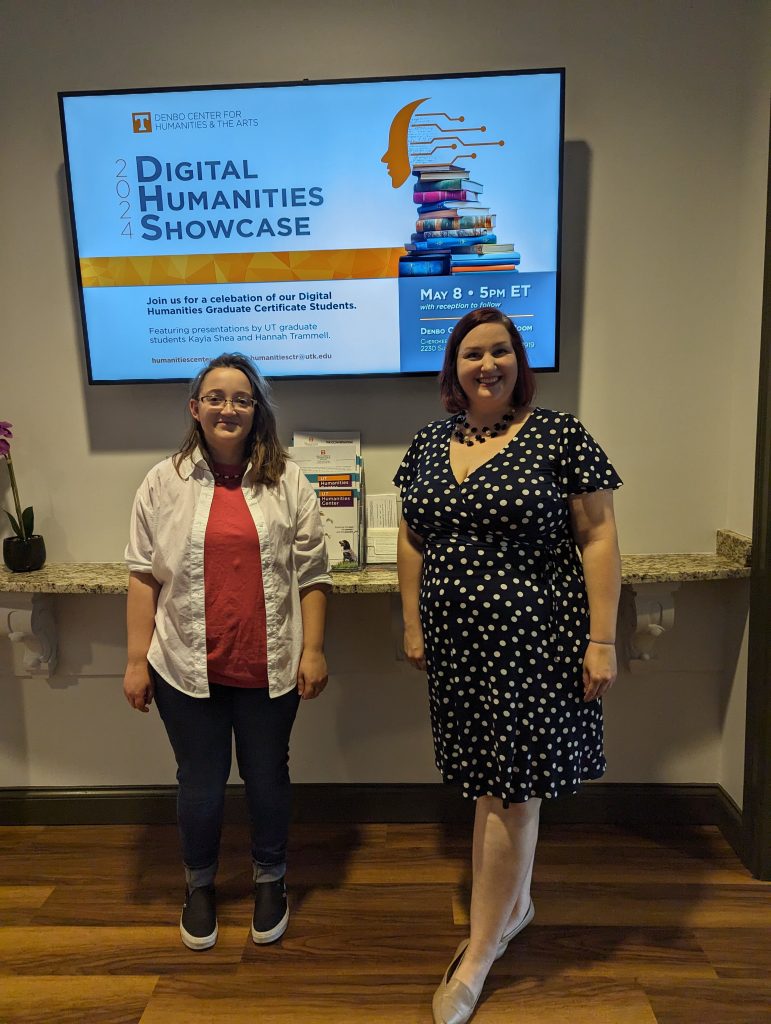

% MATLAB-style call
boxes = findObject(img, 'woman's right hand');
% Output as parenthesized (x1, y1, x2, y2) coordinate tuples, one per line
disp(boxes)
(123, 662, 154, 713)
(403, 621, 426, 671)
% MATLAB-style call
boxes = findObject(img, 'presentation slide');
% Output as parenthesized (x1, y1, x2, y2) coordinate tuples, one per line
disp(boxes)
(60, 71, 563, 382)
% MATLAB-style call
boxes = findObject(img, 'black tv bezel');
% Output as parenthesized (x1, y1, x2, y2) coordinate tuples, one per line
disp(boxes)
(58, 67, 565, 385)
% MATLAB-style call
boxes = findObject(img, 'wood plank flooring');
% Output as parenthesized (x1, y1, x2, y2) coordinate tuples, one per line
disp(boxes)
(0, 822, 769, 1023)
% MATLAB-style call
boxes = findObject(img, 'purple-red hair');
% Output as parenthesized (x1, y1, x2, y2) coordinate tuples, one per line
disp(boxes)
(438, 307, 536, 413)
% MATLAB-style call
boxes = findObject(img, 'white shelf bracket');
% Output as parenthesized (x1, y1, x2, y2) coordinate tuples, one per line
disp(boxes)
(0, 594, 58, 676)
(620, 582, 679, 668)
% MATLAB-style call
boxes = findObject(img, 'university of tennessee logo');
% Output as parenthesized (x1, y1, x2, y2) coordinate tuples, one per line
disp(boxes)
(131, 112, 152, 133)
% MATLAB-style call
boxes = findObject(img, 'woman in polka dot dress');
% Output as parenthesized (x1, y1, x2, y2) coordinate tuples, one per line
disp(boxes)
(395, 307, 622, 1024)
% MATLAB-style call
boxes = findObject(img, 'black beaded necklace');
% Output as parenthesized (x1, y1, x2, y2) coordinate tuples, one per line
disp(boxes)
(211, 463, 246, 482)
(453, 409, 516, 447)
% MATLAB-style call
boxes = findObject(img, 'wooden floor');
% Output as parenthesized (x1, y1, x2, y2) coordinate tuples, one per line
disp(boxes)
(0, 822, 770, 1023)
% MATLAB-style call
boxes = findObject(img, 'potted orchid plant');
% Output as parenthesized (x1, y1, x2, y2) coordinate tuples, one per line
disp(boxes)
(1, 421, 46, 572)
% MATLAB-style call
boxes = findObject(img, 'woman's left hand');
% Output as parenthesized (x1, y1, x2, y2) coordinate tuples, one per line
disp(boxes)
(297, 649, 328, 700)
(582, 641, 617, 702)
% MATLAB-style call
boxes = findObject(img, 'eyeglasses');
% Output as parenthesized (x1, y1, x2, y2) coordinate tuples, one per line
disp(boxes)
(197, 393, 257, 412)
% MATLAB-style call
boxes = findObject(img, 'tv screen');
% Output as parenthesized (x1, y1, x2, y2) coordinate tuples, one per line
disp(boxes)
(59, 69, 564, 383)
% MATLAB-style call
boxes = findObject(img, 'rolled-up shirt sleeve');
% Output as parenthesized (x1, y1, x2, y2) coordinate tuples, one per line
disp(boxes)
(125, 474, 156, 575)
(293, 477, 332, 590)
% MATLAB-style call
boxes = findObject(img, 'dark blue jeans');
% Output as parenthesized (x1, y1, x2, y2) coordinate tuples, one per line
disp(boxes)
(153, 672, 300, 887)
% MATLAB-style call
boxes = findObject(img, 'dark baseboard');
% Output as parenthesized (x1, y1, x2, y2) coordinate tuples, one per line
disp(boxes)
(0, 782, 747, 850)
(711, 784, 745, 862)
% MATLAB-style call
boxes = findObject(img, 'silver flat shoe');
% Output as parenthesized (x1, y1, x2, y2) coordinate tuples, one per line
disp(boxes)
(494, 898, 535, 960)
(432, 938, 482, 1024)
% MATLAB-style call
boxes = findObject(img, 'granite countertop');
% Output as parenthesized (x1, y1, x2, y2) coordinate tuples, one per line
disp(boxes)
(0, 531, 751, 595)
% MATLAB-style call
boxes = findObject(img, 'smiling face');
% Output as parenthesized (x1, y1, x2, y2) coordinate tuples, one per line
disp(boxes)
(190, 366, 255, 461)
(456, 322, 519, 415)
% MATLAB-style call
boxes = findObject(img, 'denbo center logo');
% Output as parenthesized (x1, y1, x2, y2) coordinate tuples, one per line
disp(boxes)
(132, 112, 152, 133)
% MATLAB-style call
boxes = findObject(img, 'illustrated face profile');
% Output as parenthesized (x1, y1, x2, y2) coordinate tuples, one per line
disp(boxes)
(383, 97, 504, 188)
(381, 98, 429, 187)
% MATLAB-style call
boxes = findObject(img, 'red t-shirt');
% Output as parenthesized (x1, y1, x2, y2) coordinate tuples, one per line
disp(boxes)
(204, 462, 268, 688)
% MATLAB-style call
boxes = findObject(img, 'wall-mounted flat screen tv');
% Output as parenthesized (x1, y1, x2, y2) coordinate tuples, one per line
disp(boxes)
(59, 69, 564, 383)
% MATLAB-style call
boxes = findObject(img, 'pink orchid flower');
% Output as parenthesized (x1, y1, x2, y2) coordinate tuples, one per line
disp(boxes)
(0, 422, 11, 459)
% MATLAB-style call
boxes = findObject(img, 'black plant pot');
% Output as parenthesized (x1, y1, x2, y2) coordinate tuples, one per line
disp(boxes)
(3, 535, 46, 573)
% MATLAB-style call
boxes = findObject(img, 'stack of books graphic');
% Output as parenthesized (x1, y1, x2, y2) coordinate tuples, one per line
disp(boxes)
(399, 163, 520, 276)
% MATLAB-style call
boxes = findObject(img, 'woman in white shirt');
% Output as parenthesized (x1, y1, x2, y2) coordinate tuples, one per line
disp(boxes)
(123, 353, 331, 951)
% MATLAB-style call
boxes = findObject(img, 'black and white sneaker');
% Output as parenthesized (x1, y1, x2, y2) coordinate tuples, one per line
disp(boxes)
(180, 884, 218, 950)
(251, 877, 289, 944)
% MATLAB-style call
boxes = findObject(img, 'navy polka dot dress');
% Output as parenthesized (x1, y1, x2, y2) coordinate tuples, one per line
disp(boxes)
(394, 408, 622, 804)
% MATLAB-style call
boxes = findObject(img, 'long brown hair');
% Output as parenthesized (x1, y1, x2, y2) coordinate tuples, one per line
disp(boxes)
(438, 307, 536, 413)
(173, 353, 287, 487)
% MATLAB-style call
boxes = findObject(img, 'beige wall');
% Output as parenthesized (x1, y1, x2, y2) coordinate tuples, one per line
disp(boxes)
(0, 1, 768, 804)
(719, 9, 770, 806)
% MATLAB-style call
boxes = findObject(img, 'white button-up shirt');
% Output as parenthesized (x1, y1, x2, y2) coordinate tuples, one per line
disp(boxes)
(125, 449, 331, 699)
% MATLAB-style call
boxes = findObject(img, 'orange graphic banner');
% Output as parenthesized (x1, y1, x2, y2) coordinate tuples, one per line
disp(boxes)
(80, 249, 405, 287)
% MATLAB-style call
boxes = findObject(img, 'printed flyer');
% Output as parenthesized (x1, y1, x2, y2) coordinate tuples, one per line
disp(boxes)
(288, 442, 361, 570)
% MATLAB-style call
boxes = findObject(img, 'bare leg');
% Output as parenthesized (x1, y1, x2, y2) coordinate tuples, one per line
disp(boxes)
(503, 831, 538, 931)
(453, 795, 541, 995)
